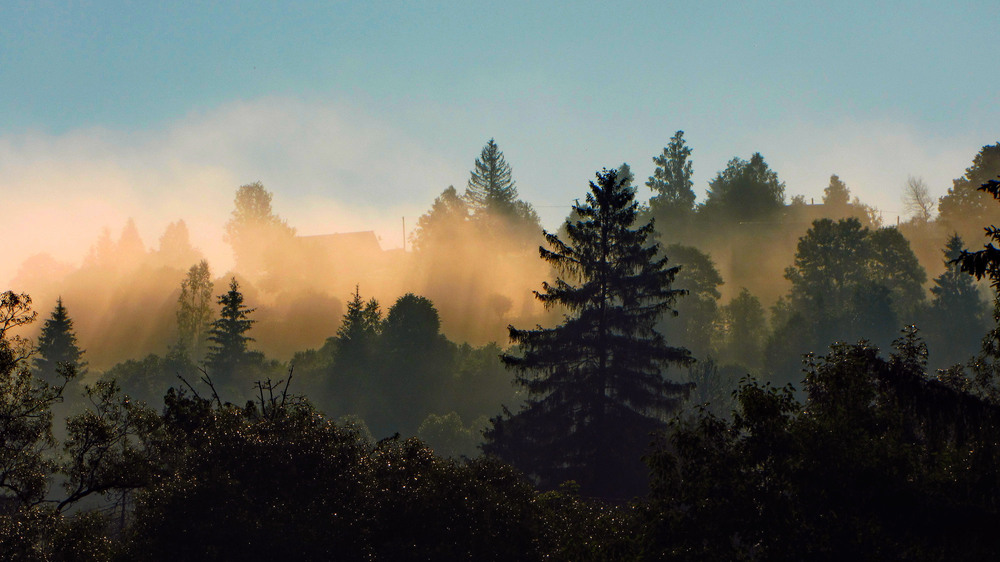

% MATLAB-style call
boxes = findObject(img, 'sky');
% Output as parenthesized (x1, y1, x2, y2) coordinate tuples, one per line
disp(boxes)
(2, 1, 998, 283)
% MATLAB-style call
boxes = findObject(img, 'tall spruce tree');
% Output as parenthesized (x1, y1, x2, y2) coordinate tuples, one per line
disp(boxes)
(204, 278, 256, 386)
(333, 286, 381, 373)
(322, 286, 382, 417)
(483, 166, 692, 499)
(926, 234, 988, 369)
(464, 139, 519, 217)
(647, 130, 696, 221)
(33, 298, 86, 384)
(463, 139, 540, 232)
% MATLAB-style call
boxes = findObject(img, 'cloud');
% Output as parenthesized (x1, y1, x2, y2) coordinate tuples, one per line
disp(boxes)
(0, 97, 462, 286)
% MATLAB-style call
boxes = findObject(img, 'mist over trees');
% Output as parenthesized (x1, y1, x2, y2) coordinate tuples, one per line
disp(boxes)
(4, 133, 1000, 557)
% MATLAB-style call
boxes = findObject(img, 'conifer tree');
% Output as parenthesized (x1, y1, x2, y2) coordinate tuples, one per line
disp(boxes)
(334, 286, 381, 365)
(324, 286, 382, 418)
(204, 278, 256, 384)
(464, 139, 519, 217)
(926, 234, 988, 368)
(484, 166, 692, 499)
(117, 218, 146, 263)
(33, 298, 86, 384)
(647, 130, 696, 220)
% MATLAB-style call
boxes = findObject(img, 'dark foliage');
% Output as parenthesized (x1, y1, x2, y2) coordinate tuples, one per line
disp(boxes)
(119, 386, 632, 561)
(938, 143, 1000, 228)
(923, 234, 989, 370)
(485, 167, 692, 499)
(647, 130, 696, 227)
(32, 297, 86, 384)
(644, 330, 1000, 560)
(204, 278, 261, 390)
(766, 218, 927, 386)
(700, 152, 785, 222)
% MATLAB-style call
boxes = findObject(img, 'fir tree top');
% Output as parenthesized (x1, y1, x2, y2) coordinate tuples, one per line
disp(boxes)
(33, 297, 86, 383)
(465, 139, 519, 217)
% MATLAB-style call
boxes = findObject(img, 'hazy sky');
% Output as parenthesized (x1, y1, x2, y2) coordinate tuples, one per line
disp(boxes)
(3, 1, 998, 282)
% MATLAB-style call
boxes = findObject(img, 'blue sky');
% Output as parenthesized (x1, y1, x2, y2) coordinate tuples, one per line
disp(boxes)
(2, 1, 998, 279)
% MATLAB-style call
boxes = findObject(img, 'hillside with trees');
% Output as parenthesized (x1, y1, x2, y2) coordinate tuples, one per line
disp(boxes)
(3, 136, 1000, 559)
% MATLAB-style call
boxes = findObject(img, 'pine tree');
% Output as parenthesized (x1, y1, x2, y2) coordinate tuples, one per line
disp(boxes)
(926, 234, 988, 368)
(464, 139, 520, 218)
(117, 218, 146, 263)
(325, 286, 382, 418)
(33, 298, 86, 384)
(204, 278, 256, 384)
(334, 286, 381, 362)
(463, 139, 540, 246)
(647, 130, 696, 220)
(483, 166, 692, 499)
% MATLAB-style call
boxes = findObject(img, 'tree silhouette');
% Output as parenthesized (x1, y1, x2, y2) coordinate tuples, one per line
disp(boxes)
(173, 260, 214, 362)
(116, 218, 146, 264)
(484, 166, 692, 499)
(334, 286, 381, 370)
(924, 234, 988, 369)
(767, 218, 927, 384)
(204, 278, 257, 386)
(701, 152, 785, 221)
(321, 286, 382, 418)
(823, 174, 851, 208)
(938, 143, 1000, 228)
(651, 244, 722, 361)
(719, 287, 766, 372)
(464, 139, 540, 235)
(465, 139, 519, 217)
(155, 220, 201, 267)
(1, 292, 74, 508)
(33, 298, 86, 384)
(410, 185, 469, 252)
(647, 131, 696, 223)
(224, 182, 295, 277)
(375, 293, 453, 435)
(646, 333, 1000, 559)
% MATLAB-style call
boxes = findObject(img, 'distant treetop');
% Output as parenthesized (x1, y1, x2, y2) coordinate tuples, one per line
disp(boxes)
(701, 152, 785, 222)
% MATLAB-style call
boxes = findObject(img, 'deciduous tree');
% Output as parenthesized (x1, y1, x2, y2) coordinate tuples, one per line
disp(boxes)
(173, 260, 214, 362)
(701, 152, 785, 222)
